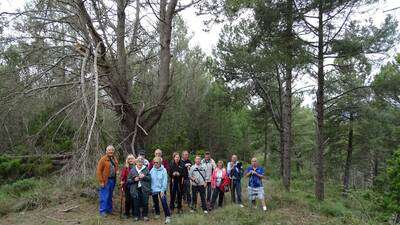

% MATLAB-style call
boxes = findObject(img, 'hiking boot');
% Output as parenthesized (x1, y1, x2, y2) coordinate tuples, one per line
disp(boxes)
(143, 217, 149, 221)
(154, 214, 160, 219)
(165, 216, 171, 224)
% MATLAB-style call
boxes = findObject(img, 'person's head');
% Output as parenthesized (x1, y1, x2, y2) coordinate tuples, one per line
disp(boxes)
(217, 160, 224, 169)
(136, 157, 144, 168)
(173, 152, 180, 163)
(231, 154, 237, 162)
(106, 145, 115, 157)
(137, 149, 146, 159)
(125, 154, 135, 167)
(204, 151, 210, 160)
(153, 157, 162, 169)
(195, 155, 201, 165)
(182, 150, 189, 160)
(154, 149, 162, 158)
(251, 157, 258, 167)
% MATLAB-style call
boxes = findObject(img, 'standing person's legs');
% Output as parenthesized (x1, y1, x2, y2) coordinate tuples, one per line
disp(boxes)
(230, 180, 236, 203)
(124, 188, 132, 216)
(99, 181, 110, 215)
(142, 191, 149, 217)
(152, 193, 161, 215)
(177, 184, 183, 210)
(170, 181, 178, 210)
(132, 195, 141, 219)
(257, 187, 267, 210)
(210, 188, 219, 209)
(183, 179, 191, 204)
(218, 189, 224, 207)
(191, 186, 198, 210)
(206, 182, 212, 203)
(106, 178, 115, 213)
(160, 194, 171, 217)
(199, 186, 207, 211)
(235, 179, 242, 204)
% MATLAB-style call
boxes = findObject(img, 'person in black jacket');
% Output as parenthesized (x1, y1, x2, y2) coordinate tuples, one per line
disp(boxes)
(127, 158, 151, 221)
(169, 152, 185, 213)
(181, 150, 192, 205)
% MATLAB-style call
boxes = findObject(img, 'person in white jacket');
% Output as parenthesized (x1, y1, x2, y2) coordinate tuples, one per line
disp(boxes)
(201, 151, 216, 203)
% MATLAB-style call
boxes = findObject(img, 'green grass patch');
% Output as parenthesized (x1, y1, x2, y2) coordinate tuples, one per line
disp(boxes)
(0, 178, 52, 216)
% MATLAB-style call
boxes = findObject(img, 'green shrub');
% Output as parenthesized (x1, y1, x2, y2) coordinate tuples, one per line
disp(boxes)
(385, 148, 400, 219)
(0, 178, 51, 216)
(0, 157, 22, 180)
(0, 178, 45, 196)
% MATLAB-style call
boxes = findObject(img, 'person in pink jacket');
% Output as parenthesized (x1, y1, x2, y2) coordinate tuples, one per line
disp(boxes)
(210, 160, 230, 210)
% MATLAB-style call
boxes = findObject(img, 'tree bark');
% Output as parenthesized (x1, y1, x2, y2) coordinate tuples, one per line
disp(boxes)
(281, 0, 294, 192)
(315, 0, 325, 201)
(264, 112, 269, 168)
(342, 113, 353, 197)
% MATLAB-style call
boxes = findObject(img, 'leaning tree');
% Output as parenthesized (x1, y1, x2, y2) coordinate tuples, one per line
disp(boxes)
(1, 0, 199, 178)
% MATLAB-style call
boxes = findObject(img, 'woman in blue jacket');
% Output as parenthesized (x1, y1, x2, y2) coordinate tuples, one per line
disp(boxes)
(150, 157, 171, 224)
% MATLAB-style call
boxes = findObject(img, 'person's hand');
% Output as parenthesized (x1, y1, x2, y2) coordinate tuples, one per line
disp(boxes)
(204, 183, 207, 188)
(160, 192, 165, 198)
(120, 181, 124, 186)
(139, 173, 145, 179)
(100, 182, 105, 188)
(134, 177, 140, 181)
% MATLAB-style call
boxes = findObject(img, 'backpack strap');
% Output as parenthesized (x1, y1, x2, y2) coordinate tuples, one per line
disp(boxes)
(194, 167, 206, 183)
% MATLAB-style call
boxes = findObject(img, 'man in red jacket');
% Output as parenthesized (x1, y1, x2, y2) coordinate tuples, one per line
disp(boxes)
(148, 149, 170, 173)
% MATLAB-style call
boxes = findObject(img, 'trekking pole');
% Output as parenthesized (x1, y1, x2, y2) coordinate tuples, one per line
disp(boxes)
(120, 185, 124, 218)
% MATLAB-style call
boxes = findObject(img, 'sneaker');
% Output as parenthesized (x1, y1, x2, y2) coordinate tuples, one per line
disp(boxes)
(239, 204, 244, 208)
(165, 217, 171, 224)
(190, 209, 195, 213)
(99, 213, 107, 217)
(143, 217, 150, 221)
(204, 210, 208, 214)
(263, 206, 267, 211)
(122, 214, 129, 219)
(178, 209, 183, 214)
(133, 217, 139, 221)
(154, 214, 160, 219)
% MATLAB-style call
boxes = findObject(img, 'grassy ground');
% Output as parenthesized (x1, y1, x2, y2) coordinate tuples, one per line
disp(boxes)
(0, 176, 387, 225)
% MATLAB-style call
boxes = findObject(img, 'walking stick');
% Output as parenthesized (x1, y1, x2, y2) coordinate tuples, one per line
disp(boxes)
(120, 185, 124, 218)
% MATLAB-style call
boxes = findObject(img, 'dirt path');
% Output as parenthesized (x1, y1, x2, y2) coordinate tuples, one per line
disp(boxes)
(2, 193, 196, 225)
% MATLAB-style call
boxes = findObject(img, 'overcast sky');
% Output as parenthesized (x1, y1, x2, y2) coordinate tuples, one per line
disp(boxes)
(1, 0, 400, 106)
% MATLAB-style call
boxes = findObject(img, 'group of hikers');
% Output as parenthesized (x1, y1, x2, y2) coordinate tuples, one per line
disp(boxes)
(96, 145, 267, 223)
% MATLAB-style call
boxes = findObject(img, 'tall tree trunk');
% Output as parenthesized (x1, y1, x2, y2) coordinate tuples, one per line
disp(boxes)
(342, 113, 353, 197)
(315, 0, 325, 201)
(280, 130, 284, 177)
(264, 112, 269, 168)
(281, 0, 294, 192)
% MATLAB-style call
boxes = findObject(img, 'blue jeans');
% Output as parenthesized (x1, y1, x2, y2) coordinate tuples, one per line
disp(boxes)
(152, 193, 171, 217)
(99, 178, 116, 215)
(231, 179, 242, 204)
